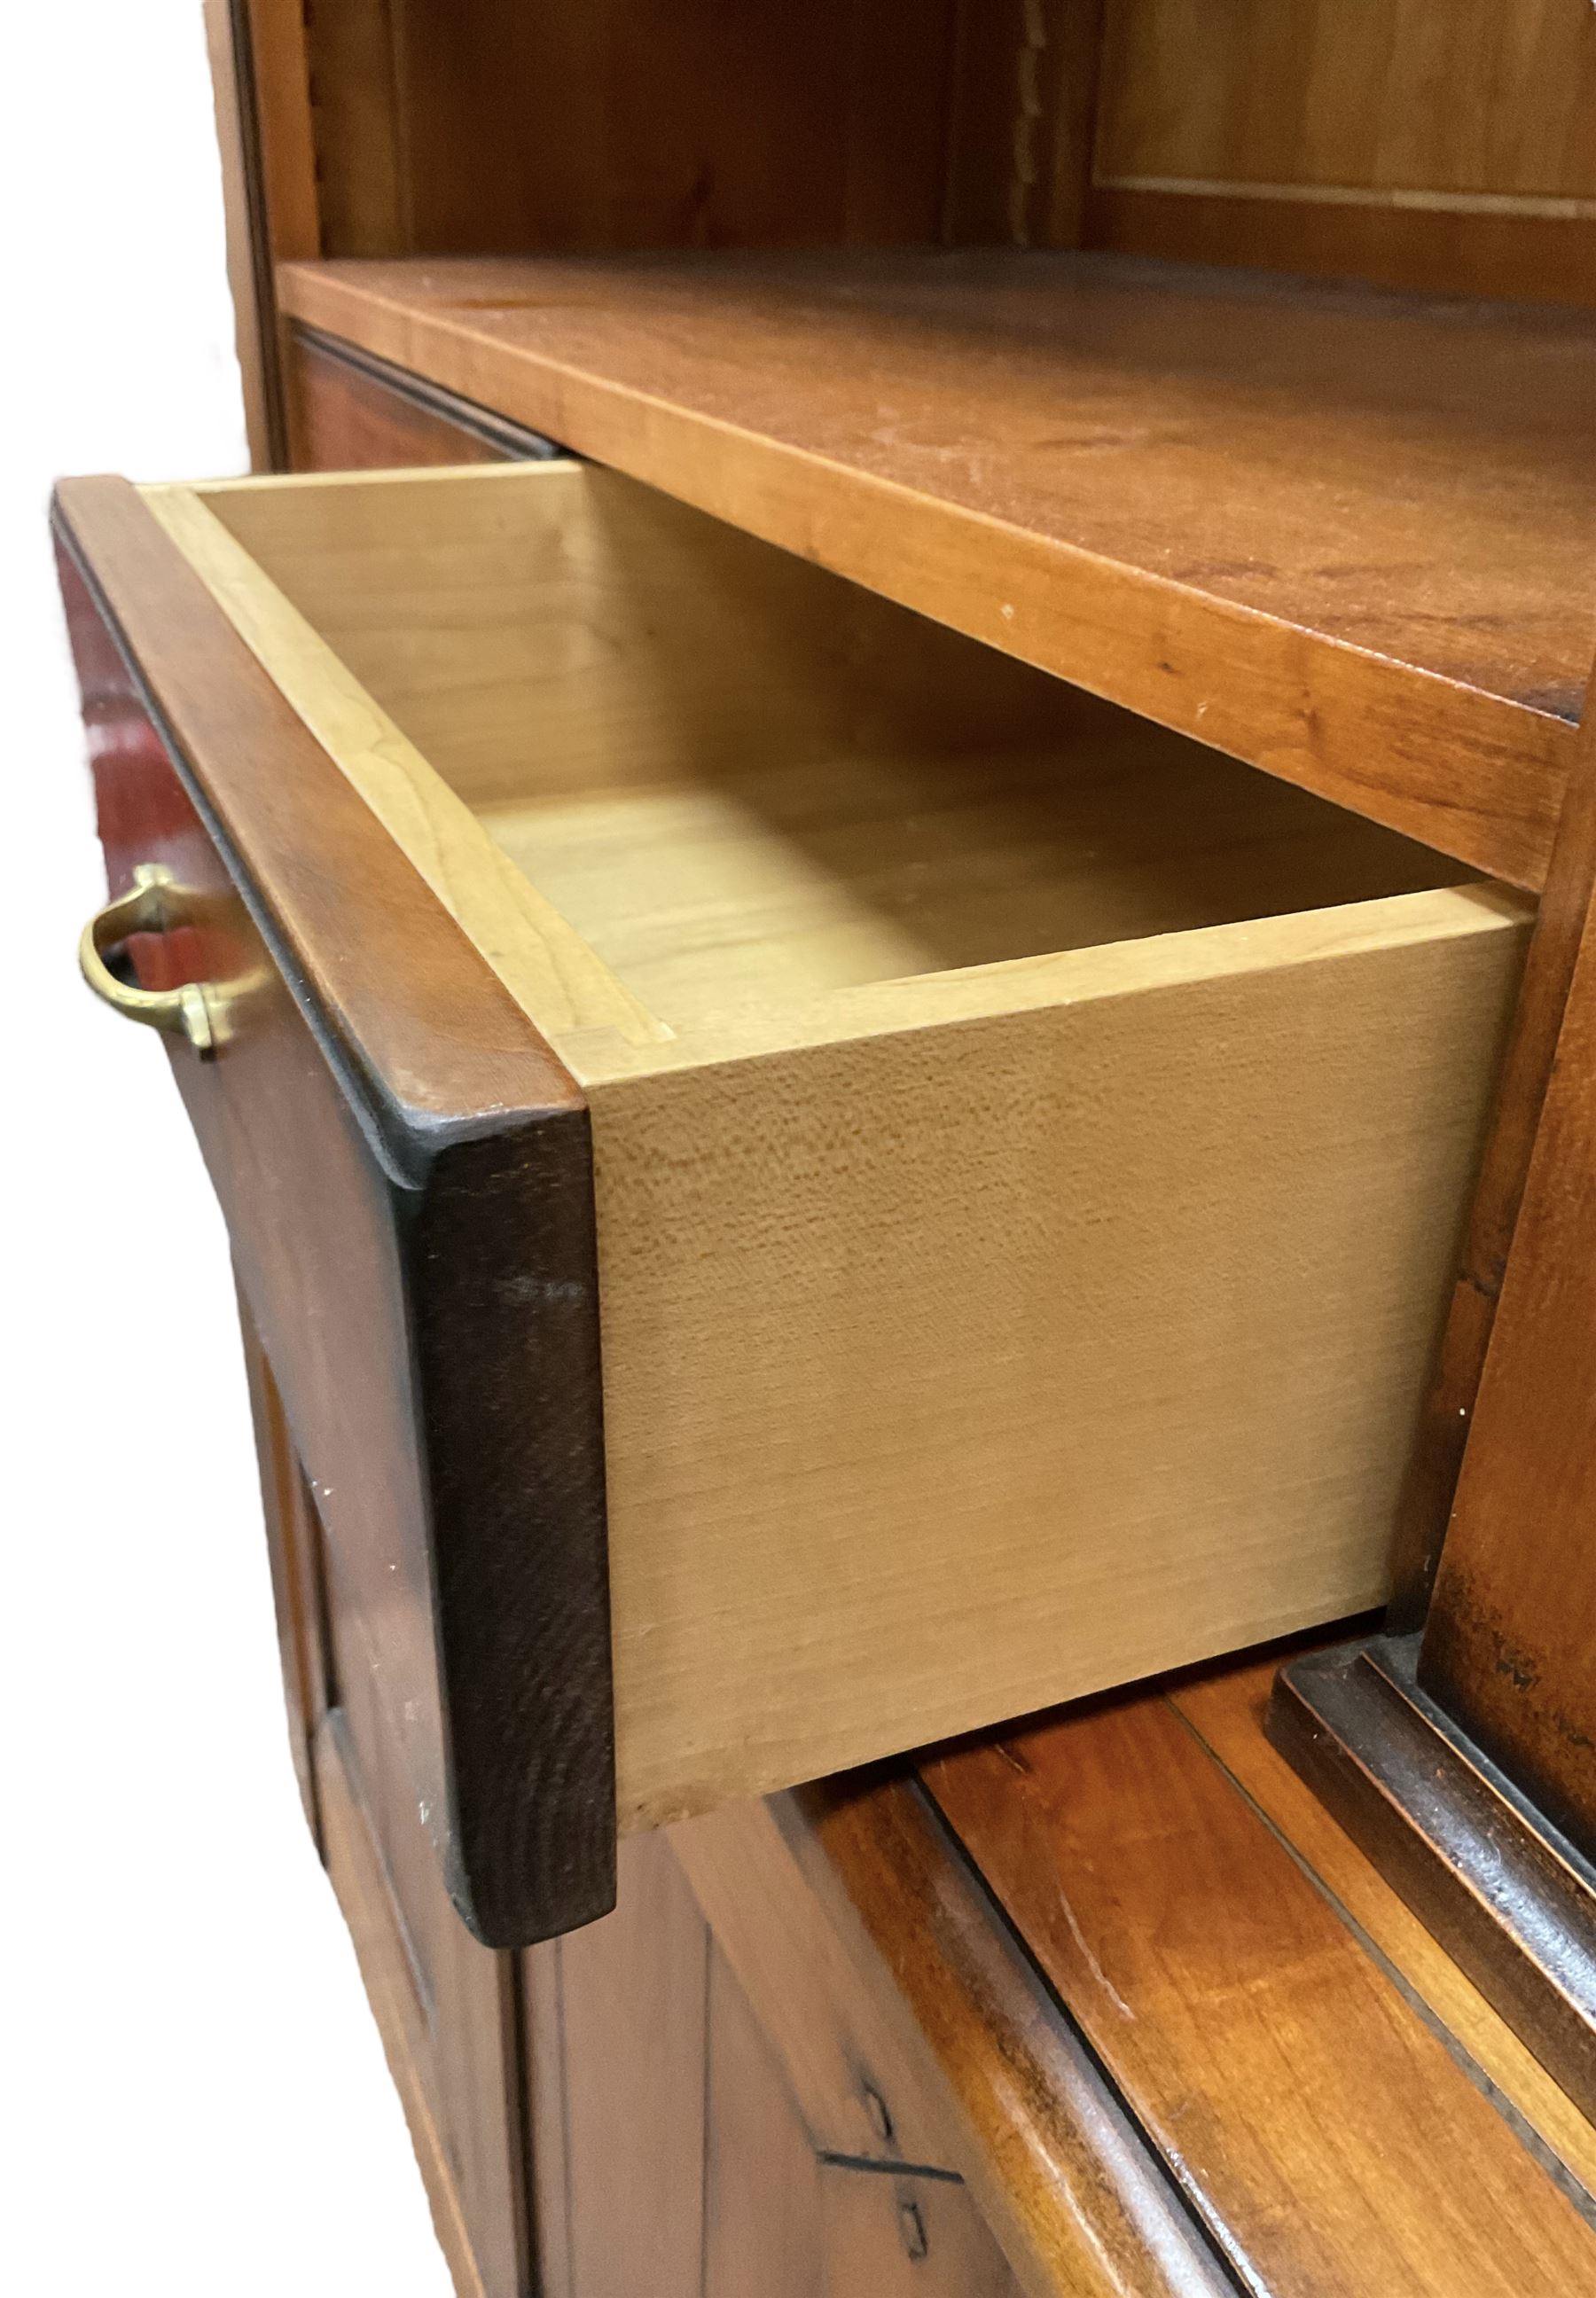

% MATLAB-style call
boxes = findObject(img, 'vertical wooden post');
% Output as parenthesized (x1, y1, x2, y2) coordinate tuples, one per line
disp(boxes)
(1271, 694, 1596, 2117)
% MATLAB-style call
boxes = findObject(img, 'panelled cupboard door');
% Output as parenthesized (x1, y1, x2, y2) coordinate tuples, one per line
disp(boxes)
(538, 1833, 1021, 2298)
(241, 1311, 532, 2294)
(59, 453, 1529, 1945)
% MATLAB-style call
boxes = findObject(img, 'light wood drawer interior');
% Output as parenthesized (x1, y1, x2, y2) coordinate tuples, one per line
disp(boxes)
(143, 460, 1530, 1833)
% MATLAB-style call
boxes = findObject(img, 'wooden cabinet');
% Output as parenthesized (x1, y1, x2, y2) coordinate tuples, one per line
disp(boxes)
(59, 2, 1596, 2288)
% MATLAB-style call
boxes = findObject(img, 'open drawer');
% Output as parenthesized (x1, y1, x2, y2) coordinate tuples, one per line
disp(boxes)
(56, 458, 1529, 1946)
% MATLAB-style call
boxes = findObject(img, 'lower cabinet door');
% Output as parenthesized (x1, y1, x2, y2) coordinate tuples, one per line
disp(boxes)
(528, 1833, 1022, 2298)
(317, 1709, 531, 2298)
(243, 1320, 534, 2298)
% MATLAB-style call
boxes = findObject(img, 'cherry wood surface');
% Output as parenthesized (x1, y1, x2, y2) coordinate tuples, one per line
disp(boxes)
(239, 1308, 331, 1841)
(1271, 713, 1596, 2148)
(529, 1826, 1034, 2298)
(54, 485, 615, 1948)
(278, 249, 1592, 889)
(1388, 717, 1596, 1623)
(1090, 184, 1596, 309)
(286, 326, 559, 472)
(921, 1652, 1596, 2296)
(1418, 770, 1596, 1846)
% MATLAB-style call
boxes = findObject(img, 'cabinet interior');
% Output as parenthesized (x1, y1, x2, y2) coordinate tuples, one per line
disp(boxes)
(263, 2, 1596, 901)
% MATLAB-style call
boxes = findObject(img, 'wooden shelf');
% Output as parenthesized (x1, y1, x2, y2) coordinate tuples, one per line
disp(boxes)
(278, 250, 1596, 890)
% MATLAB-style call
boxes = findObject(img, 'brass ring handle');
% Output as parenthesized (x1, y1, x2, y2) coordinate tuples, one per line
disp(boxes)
(79, 863, 229, 1057)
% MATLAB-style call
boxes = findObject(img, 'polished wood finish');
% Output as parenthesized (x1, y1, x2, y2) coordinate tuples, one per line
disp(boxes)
(924, 1662, 1596, 2295)
(54, 485, 614, 1948)
(134, 456, 1528, 1840)
(203, 0, 279, 465)
(531, 1821, 1033, 2298)
(673, 1795, 961, 2171)
(317, 1714, 528, 2297)
(553, 1834, 708, 2296)
(1090, 0, 1596, 303)
(1389, 730, 1596, 1624)
(1417, 776, 1596, 1847)
(79, 9, 1596, 2284)
(239, 1304, 331, 1840)
(771, 1779, 1233, 2297)
(278, 252, 1590, 888)
(322, 1535, 531, 2296)
(1271, 1636, 1596, 2129)
(299, 0, 959, 259)
(700, 1944, 1021, 2298)
(286, 326, 559, 473)
(1186, 1655, 1596, 2200)
(1269, 715, 1596, 2157)
(1089, 185, 1596, 308)
(1094, 0, 1596, 203)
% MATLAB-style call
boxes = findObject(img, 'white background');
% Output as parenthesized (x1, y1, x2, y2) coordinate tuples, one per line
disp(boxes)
(4, 6, 450, 2288)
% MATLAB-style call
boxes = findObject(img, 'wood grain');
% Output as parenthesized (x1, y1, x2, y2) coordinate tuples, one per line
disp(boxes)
(941, 0, 1107, 249)
(556, 1833, 708, 2296)
(1086, 2, 1596, 298)
(1419, 770, 1596, 1856)
(923, 1684, 1596, 2295)
(302, 0, 958, 260)
(701, 1942, 1021, 2298)
(317, 1716, 494, 2298)
(673, 1795, 963, 2171)
(55, 489, 614, 1948)
(239, 1304, 332, 1841)
(1088, 184, 1596, 309)
(1388, 720, 1596, 1625)
(286, 327, 559, 473)
(139, 476, 665, 1054)
(277, 254, 1592, 887)
(1093, 0, 1596, 202)
(1183, 1654, 1596, 2199)
(203, 0, 279, 466)
(133, 454, 1531, 1841)
(587, 889, 1523, 1830)
(786, 1778, 1233, 2297)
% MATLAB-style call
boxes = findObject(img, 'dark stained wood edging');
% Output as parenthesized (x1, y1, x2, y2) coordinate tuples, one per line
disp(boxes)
(53, 476, 615, 1947)
(1270, 1637, 1596, 2128)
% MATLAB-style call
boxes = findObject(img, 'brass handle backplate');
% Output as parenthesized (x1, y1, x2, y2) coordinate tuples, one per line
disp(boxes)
(79, 863, 240, 1058)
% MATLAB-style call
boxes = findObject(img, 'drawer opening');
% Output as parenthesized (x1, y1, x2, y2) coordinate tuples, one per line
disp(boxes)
(135, 457, 1531, 1829)
(153, 459, 1477, 1064)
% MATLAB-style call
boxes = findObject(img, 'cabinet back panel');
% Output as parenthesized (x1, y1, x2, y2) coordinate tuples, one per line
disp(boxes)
(307, 0, 960, 258)
(1089, 0, 1596, 299)
(293, 0, 1596, 298)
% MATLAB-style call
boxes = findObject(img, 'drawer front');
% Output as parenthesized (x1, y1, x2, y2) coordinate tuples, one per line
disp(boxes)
(286, 324, 561, 473)
(55, 488, 614, 1948)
